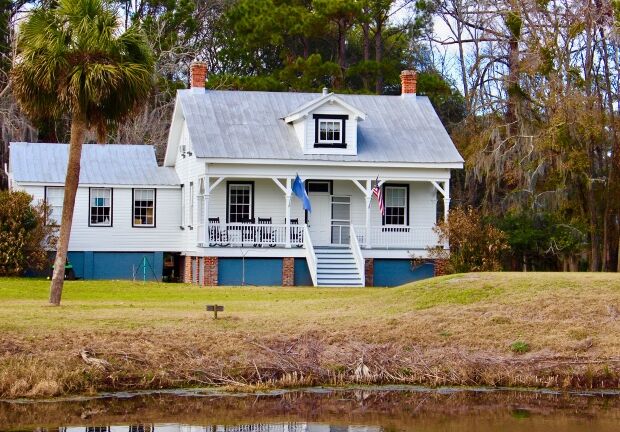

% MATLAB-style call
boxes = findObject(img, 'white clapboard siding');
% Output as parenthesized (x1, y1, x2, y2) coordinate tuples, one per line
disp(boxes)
(17, 174, 439, 254)
(19, 184, 184, 252)
(175, 120, 210, 250)
(209, 178, 305, 224)
(204, 179, 436, 236)
(368, 181, 437, 229)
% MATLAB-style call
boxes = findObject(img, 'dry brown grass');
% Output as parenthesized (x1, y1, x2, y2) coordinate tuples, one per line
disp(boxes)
(1, 272, 619, 398)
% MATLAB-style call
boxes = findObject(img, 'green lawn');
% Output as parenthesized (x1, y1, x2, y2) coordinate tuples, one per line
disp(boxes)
(0, 274, 504, 333)
(1, 273, 619, 398)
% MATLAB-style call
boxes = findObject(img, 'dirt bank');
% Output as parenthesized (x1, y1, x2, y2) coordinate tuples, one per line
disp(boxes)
(1, 273, 619, 398)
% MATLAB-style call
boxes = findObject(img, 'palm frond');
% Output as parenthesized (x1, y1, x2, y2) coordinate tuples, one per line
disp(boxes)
(11, 0, 155, 128)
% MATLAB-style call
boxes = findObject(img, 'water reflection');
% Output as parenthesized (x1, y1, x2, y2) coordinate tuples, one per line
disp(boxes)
(3, 387, 620, 432)
(58, 426, 380, 432)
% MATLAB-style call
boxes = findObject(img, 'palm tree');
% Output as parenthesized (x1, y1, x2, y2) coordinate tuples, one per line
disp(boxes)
(12, 0, 154, 305)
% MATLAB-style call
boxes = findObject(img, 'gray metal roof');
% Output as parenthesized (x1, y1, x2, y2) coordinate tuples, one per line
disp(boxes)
(10, 143, 179, 186)
(178, 89, 464, 164)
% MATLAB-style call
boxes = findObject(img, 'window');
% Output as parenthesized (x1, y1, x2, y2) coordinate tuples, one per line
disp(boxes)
(133, 188, 155, 227)
(129, 425, 153, 432)
(45, 186, 64, 225)
(313, 114, 347, 148)
(307, 180, 332, 194)
(227, 182, 253, 223)
(383, 185, 409, 226)
(188, 182, 194, 226)
(319, 120, 341, 142)
(89, 188, 112, 226)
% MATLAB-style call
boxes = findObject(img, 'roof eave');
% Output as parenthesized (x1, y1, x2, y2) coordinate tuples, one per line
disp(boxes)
(199, 156, 464, 169)
(163, 96, 185, 167)
(284, 93, 367, 123)
(12, 180, 181, 188)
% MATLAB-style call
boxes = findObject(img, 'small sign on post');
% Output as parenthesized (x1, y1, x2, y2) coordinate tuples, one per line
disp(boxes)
(206, 304, 224, 319)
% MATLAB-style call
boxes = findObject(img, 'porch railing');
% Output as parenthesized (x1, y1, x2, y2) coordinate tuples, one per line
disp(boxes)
(353, 225, 441, 250)
(349, 225, 365, 284)
(201, 223, 305, 247)
(303, 225, 318, 286)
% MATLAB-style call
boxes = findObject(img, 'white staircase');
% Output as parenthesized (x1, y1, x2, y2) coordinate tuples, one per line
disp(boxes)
(315, 246, 364, 287)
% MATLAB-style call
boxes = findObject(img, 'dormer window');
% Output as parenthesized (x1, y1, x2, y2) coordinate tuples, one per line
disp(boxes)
(284, 94, 364, 155)
(313, 114, 347, 148)
(319, 119, 341, 142)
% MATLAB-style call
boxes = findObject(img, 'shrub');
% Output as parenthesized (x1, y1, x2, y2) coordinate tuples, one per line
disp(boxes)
(430, 206, 510, 274)
(0, 191, 56, 276)
(510, 341, 531, 354)
(496, 211, 587, 271)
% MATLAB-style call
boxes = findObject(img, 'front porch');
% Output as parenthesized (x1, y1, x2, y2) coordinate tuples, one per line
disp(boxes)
(193, 175, 451, 252)
(187, 173, 450, 287)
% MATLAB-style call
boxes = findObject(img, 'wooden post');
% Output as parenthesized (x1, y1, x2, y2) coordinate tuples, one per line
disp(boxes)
(203, 176, 210, 246)
(365, 179, 372, 249)
(443, 180, 450, 223)
(285, 177, 292, 249)
(206, 304, 224, 319)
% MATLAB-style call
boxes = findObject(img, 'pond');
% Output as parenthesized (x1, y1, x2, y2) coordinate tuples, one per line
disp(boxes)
(1, 386, 620, 431)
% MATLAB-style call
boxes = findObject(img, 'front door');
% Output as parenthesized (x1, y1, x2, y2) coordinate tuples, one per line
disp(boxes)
(308, 194, 331, 245)
(331, 196, 351, 245)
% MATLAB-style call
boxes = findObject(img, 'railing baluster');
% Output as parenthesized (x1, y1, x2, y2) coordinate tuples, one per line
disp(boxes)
(200, 223, 439, 250)
(350, 225, 440, 251)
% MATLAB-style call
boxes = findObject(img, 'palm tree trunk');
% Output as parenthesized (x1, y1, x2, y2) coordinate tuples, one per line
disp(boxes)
(49, 112, 87, 305)
(96, 120, 107, 144)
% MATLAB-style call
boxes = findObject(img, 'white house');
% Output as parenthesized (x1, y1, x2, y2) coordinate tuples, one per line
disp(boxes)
(8, 63, 463, 287)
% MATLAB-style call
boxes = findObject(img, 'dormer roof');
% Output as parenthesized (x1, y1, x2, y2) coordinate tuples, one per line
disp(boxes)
(283, 93, 367, 124)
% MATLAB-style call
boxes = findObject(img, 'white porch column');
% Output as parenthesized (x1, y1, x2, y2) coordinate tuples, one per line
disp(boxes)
(203, 176, 210, 246)
(443, 181, 450, 222)
(352, 179, 373, 249)
(430, 180, 451, 223)
(364, 179, 372, 249)
(285, 177, 292, 248)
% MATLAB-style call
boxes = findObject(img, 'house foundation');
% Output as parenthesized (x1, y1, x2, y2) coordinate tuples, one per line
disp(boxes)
(180, 255, 448, 287)
(282, 257, 295, 286)
(203, 256, 218, 286)
(433, 259, 449, 277)
(364, 258, 374, 287)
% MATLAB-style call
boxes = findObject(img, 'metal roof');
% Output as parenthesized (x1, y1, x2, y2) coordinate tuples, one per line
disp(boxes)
(10, 143, 180, 186)
(178, 89, 464, 164)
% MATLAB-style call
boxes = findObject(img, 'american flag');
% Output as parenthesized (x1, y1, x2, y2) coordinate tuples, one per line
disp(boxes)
(371, 178, 385, 216)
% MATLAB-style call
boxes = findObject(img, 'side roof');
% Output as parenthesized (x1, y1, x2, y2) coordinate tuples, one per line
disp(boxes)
(10, 143, 179, 186)
(167, 89, 464, 165)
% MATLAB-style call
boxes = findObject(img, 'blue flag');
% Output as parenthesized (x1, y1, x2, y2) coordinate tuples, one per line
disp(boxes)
(292, 174, 312, 212)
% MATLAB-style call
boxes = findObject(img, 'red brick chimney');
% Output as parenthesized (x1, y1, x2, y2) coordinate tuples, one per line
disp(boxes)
(190, 61, 207, 90)
(400, 70, 417, 96)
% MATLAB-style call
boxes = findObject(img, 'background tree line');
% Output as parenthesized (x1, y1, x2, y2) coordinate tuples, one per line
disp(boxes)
(2, 0, 620, 273)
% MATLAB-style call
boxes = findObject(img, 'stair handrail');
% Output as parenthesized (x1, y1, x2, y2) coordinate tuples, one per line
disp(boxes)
(349, 225, 365, 286)
(303, 225, 318, 287)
